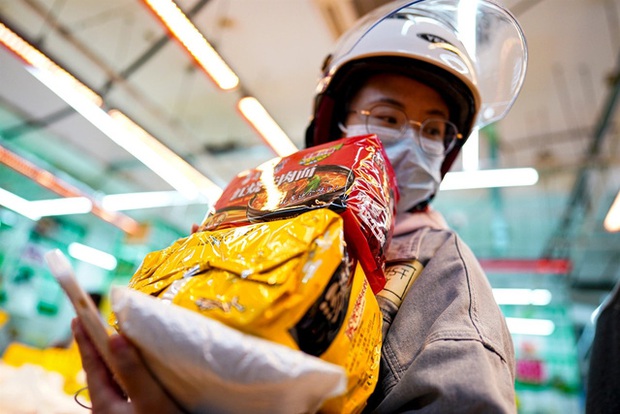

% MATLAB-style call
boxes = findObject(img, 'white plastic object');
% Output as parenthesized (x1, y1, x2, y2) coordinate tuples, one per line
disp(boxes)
(111, 286, 347, 414)
(44, 249, 126, 393)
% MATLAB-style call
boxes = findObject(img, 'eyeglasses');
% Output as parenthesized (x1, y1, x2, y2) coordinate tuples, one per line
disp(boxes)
(349, 104, 462, 155)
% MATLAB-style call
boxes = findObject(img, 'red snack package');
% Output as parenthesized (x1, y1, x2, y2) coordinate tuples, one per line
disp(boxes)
(200, 135, 398, 293)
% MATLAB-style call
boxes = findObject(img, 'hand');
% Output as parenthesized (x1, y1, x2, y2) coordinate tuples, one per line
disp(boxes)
(72, 318, 187, 414)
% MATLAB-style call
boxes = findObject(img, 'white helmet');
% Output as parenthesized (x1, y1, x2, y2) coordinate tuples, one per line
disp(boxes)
(306, 0, 528, 178)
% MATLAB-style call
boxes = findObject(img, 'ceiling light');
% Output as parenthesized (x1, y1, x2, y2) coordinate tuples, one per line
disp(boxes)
(23, 60, 220, 202)
(0, 188, 39, 220)
(505, 317, 555, 336)
(604, 190, 620, 232)
(142, 0, 239, 90)
(0, 145, 141, 234)
(1, 23, 221, 198)
(27, 197, 93, 217)
(440, 168, 539, 190)
(0, 191, 91, 221)
(102, 191, 207, 211)
(68, 242, 117, 271)
(493, 288, 552, 306)
(461, 129, 479, 171)
(108, 110, 222, 201)
(237, 96, 298, 157)
(0, 22, 102, 107)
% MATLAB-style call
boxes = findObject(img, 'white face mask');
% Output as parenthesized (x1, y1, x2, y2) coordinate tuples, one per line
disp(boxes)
(345, 124, 444, 213)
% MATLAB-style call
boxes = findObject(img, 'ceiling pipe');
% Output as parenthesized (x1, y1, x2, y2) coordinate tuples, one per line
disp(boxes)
(100, 0, 212, 96)
(12, 0, 219, 165)
(20, 0, 209, 94)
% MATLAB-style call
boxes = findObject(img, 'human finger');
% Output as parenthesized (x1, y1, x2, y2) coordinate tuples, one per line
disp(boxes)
(108, 334, 187, 414)
(72, 319, 131, 412)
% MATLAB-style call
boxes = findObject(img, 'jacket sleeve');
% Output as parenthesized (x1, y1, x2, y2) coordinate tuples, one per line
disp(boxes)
(365, 229, 516, 413)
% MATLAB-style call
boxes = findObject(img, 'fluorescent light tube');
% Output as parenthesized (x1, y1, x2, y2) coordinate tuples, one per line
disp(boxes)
(2, 23, 222, 204)
(0, 146, 141, 235)
(27, 66, 219, 201)
(0, 188, 40, 220)
(102, 191, 207, 211)
(28, 197, 93, 217)
(108, 110, 223, 201)
(0, 190, 91, 220)
(461, 129, 479, 171)
(237, 96, 298, 157)
(440, 168, 539, 190)
(142, 0, 239, 90)
(68, 242, 117, 271)
(604, 190, 620, 232)
(505, 317, 555, 336)
(493, 288, 552, 306)
(0, 23, 102, 106)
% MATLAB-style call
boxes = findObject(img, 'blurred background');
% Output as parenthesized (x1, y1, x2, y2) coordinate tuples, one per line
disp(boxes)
(0, 0, 618, 412)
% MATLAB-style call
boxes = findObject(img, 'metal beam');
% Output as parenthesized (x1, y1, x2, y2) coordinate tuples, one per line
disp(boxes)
(543, 51, 620, 258)
(5, 0, 211, 139)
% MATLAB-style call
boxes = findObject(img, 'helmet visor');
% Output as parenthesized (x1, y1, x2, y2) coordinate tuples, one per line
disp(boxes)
(326, 0, 528, 128)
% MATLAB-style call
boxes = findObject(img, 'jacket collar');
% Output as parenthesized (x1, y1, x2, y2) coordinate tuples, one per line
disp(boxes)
(394, 207, 449, 236)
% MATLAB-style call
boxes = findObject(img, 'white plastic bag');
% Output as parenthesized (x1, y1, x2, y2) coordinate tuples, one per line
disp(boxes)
(111, 286, 347, 414)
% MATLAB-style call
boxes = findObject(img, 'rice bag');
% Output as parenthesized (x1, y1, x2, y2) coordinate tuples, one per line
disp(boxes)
(111, 286, 347, 414)
(200, 134, 398, 293)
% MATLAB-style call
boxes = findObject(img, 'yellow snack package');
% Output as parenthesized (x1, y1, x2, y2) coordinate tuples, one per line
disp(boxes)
(125, 209, 382, 413)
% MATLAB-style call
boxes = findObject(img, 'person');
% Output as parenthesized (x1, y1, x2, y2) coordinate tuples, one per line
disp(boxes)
(303, 1, 527, 412)
(73, 0, 528, 412)
(586, 279, 620, 413)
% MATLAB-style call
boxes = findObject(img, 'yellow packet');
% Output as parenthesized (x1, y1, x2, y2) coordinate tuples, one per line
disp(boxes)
(319, 263, 382, 414)
(125, 209, 382, 413)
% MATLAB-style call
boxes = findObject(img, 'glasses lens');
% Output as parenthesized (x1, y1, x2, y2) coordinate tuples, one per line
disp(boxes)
(366, 105, 407, 136)
(360, 106, 459, 155)
(420, 119, 458, 155)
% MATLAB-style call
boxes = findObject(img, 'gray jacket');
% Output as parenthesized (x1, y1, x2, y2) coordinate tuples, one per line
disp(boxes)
(364, 212, 516, 413)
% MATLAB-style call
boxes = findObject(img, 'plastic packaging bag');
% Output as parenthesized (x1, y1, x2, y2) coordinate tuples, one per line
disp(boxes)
(200, 135, 398, 294)
(124, 209, 383, 413)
